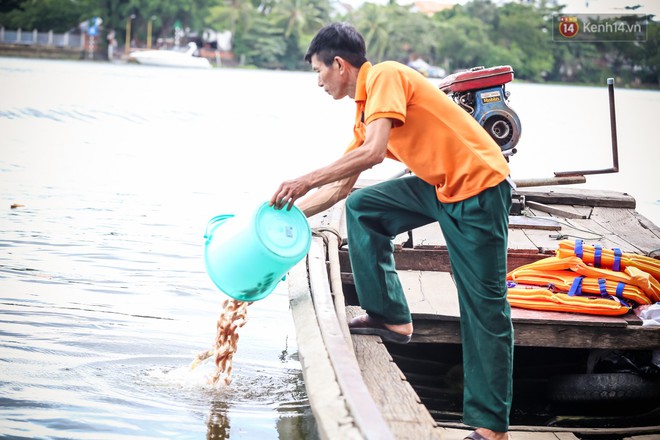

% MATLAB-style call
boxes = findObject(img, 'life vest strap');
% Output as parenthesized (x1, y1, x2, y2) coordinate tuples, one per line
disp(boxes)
(598, 278, 608, 297)
(615, 281, 625, 298)
(613, 247, 622, 271)
(568, 276, 584, 296)
(594, 244, 602, 268)
(575, 239, 584, 259)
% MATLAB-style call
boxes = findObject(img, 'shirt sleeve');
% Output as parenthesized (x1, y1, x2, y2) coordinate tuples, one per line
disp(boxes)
(364, 65, 407, 126)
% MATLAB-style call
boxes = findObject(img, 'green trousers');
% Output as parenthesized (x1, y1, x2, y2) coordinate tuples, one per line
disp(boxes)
(345, 175, 513, 432)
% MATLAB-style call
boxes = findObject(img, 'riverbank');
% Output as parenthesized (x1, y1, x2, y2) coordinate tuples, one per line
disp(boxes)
(0, 43, 87, 60)
(3, 43, 658, 90)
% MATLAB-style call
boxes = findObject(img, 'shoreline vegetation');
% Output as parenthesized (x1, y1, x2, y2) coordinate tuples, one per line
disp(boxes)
(1, 0, 658, 89)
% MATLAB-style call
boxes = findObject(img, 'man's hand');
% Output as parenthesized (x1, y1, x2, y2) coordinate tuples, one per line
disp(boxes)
(270, 176, 313, 210)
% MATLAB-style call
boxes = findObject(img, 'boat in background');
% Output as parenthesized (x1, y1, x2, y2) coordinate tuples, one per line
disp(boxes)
(129, 42, 211, 69)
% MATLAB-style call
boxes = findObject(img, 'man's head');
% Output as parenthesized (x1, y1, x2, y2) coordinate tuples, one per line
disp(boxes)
(304, 22, 367, 68)
(305, 23, 367, 100)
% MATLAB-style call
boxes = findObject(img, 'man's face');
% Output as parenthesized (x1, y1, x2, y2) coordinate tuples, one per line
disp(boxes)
(311, 54, 347, 100)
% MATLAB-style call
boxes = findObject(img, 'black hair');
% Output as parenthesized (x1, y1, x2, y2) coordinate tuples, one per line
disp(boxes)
(304, 22, 367, 68)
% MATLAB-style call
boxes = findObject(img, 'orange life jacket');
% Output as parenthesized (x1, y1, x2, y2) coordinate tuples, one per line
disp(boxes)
(506, 239, 660, 316)
(507, 256, 658, 304)
(556, 239, 660, 281)
(506, 285, 631, 316)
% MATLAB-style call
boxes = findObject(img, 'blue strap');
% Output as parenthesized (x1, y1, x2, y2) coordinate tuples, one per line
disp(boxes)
(594, 244, 602, 268)
(615, 282, 625, 299)
(568, 276, 584, 296)
(613, 248, 622, 271)
(575, 239, 584, 259)
(507, 281, 517, 288)
(598, 278, 608, 297)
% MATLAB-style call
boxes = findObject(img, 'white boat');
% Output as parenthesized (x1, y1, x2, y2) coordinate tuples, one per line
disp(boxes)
(129, 42, 211, 69)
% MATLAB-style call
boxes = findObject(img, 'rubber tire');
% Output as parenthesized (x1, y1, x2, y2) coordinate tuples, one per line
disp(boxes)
(548, 373, 660, 402)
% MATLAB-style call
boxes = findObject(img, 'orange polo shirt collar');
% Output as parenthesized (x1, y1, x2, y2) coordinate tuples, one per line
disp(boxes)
(354, 62, 372, 103)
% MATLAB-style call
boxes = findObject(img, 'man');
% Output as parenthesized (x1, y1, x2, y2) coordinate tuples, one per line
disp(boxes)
(270, 22, 513, 440)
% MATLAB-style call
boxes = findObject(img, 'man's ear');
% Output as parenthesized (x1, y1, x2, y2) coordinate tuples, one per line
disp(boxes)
(334, 56, 344, 72)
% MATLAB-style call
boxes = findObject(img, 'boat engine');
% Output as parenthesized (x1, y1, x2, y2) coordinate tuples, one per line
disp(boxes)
(438, 65, 521, 156)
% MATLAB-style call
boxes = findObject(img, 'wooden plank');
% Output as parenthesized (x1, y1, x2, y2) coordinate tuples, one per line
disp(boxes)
(515, 187, 636, 208)
(307, 239, 396, 440)
(413, 317, 660, 349)
(412, 316, 660, 349)
(346, 308, 445, 439)
(509, 215, 562, 230)
(510, 308, 628, 327)
(623, 435, 660, 440)
(351, 335, 443, 438)
(288, 260, 363, 440)
(519, 228, 564, 254)
(524, 207, 639, 253)
(339, 249, 552, 283)
(510, 433, 573, 440)
(526, 201, 588, 219)
(590, 207, 660, 256)
(412, 222, 446, 248)
(508, 228, 539, 252)
(441, 428, 579, 440)
(636, 211, 660, 243)
(399, 271, 460, 318)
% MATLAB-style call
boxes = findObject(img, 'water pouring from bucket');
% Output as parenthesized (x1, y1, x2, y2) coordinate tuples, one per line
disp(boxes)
(203, 202, 312, 302)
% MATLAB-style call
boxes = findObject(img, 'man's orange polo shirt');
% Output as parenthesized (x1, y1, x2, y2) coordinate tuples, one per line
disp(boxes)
(346, 61, 510, 204)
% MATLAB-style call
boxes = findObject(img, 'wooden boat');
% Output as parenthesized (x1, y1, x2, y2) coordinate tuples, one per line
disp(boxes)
(288, 181, 660, 440)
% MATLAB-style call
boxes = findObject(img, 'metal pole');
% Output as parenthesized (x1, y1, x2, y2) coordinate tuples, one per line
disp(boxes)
(554, 78, 620, 177)
(608, 78, 620, 173)
(147, 18, 152, 49)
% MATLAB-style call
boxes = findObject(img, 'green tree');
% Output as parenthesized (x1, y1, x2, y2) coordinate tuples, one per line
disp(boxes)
(383, 3, 437, 64)
(433, 13, 499, 71)
(233, 13, 286, 67)
(0, 0, 92, 32)
(491, 2, 554, 81)
(122, 0, 213, 46)
(350, 3, 391, 62)
(639, 20, 660, 85)
(272, 0, 329, 68)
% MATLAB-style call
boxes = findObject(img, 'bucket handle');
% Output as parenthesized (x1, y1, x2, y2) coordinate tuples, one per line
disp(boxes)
(204, 214, 235, 240)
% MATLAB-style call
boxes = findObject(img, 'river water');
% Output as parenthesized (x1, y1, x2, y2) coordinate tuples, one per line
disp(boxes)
(0, 57, 658, 440)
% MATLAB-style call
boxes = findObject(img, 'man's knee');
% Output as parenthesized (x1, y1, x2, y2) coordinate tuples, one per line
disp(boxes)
(345, 187, 367, 214)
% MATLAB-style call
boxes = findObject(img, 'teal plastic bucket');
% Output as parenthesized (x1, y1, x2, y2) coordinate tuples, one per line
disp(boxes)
(203, 202, 311, 302)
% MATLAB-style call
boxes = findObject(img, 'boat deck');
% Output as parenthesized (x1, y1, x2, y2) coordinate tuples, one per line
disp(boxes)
(291, 239, 585, 440)
(337, 186, 660, 350)
(291, 186, 660, 439)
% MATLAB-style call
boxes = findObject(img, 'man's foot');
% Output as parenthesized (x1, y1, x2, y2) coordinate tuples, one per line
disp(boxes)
(464, 428, 509, 440)
(348, 314, 412, 344)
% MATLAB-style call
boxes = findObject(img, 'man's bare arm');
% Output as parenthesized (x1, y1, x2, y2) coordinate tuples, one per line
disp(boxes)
(298, 175, 359, 218)
(270, 118, 392, 210)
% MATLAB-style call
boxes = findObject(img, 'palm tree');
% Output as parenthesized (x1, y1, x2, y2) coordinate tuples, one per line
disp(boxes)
(351, 3, 391, 62)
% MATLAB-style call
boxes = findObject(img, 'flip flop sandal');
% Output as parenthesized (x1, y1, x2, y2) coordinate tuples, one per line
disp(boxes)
(348, 314, 412, 344)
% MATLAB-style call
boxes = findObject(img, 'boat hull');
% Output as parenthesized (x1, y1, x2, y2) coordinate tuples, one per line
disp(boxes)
(129, 50, 211, 69)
